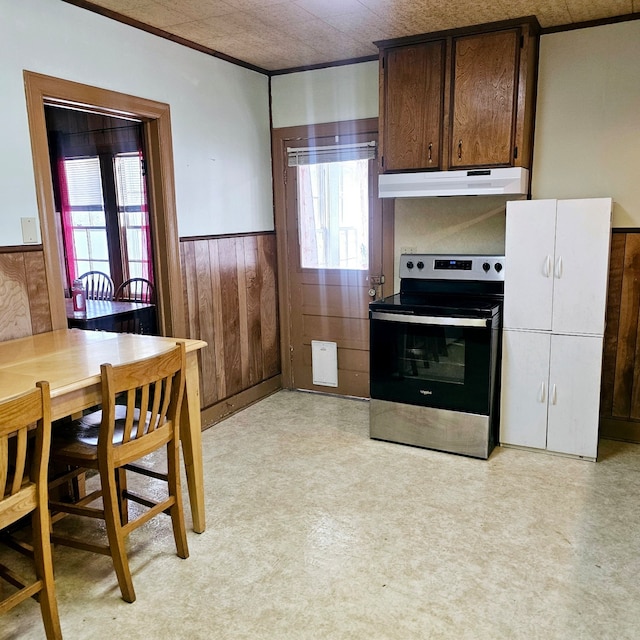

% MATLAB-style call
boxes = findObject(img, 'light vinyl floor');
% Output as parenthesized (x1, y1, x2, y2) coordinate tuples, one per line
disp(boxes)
(3, 390, 640, 639)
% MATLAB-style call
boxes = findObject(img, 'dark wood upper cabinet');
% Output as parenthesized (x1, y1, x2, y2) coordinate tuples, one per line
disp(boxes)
(376, 17, 540, 173)
(381, 40, 445, 172)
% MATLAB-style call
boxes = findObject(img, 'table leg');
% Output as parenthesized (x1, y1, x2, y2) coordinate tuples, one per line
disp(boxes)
(180, 352, 206, 533)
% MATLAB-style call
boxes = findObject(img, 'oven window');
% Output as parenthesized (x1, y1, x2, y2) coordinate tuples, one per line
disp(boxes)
(400, 327, 465, 385)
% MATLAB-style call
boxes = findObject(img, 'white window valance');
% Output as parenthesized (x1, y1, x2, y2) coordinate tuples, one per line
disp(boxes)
(287, 141, 376, 167)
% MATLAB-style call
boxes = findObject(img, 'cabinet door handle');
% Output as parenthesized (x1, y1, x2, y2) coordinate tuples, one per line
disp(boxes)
(428, 142, 433, 163)
(538, 381, 546, 403)
(551, 384, 557, 405)
(457, 140, 462, 160)
(555, 256, 563, 278)
(543, 255, 552, 277)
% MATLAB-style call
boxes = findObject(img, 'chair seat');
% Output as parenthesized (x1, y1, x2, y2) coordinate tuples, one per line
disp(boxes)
(52, 405, 142, 464)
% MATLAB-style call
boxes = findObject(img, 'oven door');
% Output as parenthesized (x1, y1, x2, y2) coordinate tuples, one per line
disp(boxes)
(370, 310, 498, 415)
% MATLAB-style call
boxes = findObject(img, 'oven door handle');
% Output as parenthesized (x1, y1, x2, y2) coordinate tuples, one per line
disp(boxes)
(371, 311, 490, 328)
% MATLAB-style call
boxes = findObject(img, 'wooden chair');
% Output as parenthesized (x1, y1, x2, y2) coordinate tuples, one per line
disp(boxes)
(0, 382, 62, 640)
(48, 343, 188, 603)
(78, 271, 114, 301)
(114, 277, 154, 304)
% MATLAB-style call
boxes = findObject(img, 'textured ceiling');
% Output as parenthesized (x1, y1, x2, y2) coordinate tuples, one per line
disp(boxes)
(68, 0, 639, 72)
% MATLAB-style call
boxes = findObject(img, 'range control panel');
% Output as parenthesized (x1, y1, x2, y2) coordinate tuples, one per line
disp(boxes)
(399, 254, 505, 281)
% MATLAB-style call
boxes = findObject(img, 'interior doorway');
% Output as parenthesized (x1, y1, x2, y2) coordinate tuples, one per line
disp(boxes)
(44, 106, 157, 332)
(23, 71, 186, 338)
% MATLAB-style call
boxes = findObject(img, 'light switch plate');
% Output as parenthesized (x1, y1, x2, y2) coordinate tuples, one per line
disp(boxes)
(21, 217, 39, 243)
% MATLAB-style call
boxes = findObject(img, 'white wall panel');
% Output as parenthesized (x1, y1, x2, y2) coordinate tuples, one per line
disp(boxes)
(0, 0, 273, 245)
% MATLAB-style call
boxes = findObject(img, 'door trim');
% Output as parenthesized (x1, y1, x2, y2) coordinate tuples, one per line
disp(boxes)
(23, 70, 185, 337)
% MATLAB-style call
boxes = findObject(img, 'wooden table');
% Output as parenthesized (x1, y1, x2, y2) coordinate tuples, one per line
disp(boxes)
(65, 298, 156, 333)
(0, 329, 208, 533)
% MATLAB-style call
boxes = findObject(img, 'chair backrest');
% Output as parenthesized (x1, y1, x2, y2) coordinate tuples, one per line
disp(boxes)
(79, 270, 114, 301)
(0, 381, 51, 531)
(99, 343, 186, 466)
(114, 277, 155, 304)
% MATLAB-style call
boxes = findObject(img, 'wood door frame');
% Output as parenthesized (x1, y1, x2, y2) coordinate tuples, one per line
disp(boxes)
(271, 117, 394, 389)
(23, 71, 185, 338)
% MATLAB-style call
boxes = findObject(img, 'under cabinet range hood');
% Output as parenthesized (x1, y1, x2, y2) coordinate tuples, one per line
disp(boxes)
(378, 167, 530, 198)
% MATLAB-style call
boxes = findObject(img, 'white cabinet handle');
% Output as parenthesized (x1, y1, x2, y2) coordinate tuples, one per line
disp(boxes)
(551, 384, 557, 405)
(555, 256, 563, 278)
(543, 255, 552, 278)
(538, 381, 546, 403)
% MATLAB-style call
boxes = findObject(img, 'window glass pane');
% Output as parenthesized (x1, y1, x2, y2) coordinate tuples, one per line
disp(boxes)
(114, 153, 151, 282)
(88, 229, 109, 262)
(297, 158, 369, 270)
(72, 230, 90, 260)
(63, 157, 110, 277)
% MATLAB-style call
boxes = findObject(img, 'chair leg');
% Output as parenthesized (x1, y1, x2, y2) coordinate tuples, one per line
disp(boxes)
(31, 506, 63, 639)
(100, 466, 136, 603)
(167, 442, 189, 560)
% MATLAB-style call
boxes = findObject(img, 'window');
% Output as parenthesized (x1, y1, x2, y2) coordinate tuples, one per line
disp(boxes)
(289, 140, 374, 271)
(59, 152, 152, 283)
(297, 159, 369, 270)
(60, 156, 110, 278)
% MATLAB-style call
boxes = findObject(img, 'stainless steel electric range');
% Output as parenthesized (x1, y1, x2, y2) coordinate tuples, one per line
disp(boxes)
(369, 254, 505, 459)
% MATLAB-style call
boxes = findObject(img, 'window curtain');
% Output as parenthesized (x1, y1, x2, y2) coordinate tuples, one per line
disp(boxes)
(57, 157, 78, 286)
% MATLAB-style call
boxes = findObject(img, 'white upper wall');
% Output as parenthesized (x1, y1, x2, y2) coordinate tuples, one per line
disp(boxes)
(270, 61, 379, 128)
(532, 20, 640, 226)
(0, 0, 273, 246)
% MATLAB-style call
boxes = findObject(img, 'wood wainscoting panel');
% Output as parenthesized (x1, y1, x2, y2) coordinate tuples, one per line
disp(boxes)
(180, 233, 281, 419)
(0, 249, 53, 341)
(600, 230, 640, 442)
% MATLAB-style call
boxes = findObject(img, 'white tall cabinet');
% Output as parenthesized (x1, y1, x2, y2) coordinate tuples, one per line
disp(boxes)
(500, 198, 612, 460)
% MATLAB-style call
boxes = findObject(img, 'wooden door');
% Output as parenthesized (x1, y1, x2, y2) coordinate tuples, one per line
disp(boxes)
(450, 29, 519, 168)
(500, 329, 550, 449)
(381, 40, 445, 172)
(274, 120, 386, 398)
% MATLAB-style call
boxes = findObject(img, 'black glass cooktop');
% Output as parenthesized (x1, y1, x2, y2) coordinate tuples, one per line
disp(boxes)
(370, 292, 502, 319)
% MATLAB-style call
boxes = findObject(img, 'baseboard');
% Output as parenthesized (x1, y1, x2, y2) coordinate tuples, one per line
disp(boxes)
(200, 375, 282, 429)
(599, 417, 640, 443)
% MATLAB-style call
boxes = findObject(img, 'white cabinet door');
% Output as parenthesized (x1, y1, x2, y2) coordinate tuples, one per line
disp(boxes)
(546, 333, 603, 459)
(552, 198, 612, 335)
(504, 199, 557, 331)
(500, 329, 551, 449)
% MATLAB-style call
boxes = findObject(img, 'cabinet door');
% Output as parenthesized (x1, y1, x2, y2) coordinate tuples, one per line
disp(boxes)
(552, 198, 612, 335)
(450, 29, 519, 168)
(382, 40, 445, 172)
(503, 199, 557, 331)
(500, 329, 550, 449)
(547, 334, 603, 459)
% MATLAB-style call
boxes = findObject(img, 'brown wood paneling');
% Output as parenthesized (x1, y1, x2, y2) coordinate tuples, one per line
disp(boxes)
(194, 240, 217, 407)
(24, 251, 53, 335)
(258, 234, 280, 379)
(0, 249, 53, 341)
(179, 233, 280, 412)
(600, 233, 625, 416)
(612, 234, 640, 417)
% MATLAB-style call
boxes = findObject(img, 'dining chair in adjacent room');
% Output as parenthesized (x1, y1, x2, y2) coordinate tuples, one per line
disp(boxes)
(78, 270, 114, 300)
(48, 343, 188, 603)
(114, 277, 154, 304)
(0, 381, 63, 640)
